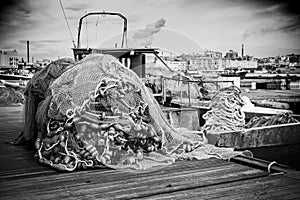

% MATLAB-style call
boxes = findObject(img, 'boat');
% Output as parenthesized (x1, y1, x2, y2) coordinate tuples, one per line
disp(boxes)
(218, 68, 248, 78)
(0, 73, 33, 81)
(0, 80, 27, 89)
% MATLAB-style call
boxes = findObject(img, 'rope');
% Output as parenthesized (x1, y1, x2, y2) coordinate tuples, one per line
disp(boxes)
(59, 0, 76, 48)
(267, 161, 277, 174)
(85, 11, 89, 48)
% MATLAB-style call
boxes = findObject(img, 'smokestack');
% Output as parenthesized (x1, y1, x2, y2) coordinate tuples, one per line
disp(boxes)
(27, 40, 30, 63)
(241, 44, 244, 59)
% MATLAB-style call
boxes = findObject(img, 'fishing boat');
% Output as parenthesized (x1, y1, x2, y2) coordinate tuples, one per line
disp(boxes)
(0, 80, 27, 89)
(219, 68, 248, 78)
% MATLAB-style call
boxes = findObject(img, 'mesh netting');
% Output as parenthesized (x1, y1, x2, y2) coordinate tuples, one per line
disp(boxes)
(201, 86, 246, 133)
(12, 58, 75, 144)
(31, 54, 246, 172)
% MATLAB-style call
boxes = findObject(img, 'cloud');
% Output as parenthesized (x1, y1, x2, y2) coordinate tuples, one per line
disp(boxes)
(0, 0, 32, 22)
(254, 1, 300, 19)
(242, 17, 300, 41)
(0, 0, 35, 37)
(240, 0, 300, 41)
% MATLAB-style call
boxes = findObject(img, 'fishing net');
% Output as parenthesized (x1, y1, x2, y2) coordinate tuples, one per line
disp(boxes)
(245, 113, 299, 128)
(32, 54, 246, 172)
(12, 58, 75, 145)
(0, 87, 24, 106)
(201, 86, 246, 133)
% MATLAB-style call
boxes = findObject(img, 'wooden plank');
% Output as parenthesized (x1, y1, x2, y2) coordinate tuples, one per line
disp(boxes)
(0, 162, 266, 200)
(0, 159, 233, 191)
(140, 174, 300, 200)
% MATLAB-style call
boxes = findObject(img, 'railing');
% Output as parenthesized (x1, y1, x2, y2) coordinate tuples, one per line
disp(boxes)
(144, 74, 234, 106)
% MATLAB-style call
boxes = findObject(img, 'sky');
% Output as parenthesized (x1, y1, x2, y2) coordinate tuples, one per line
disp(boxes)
(0, 0, 299, 60)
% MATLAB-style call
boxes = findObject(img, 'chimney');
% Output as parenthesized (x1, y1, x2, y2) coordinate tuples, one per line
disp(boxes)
(241, 44, 244, 59)
(27, 40, 30, 63)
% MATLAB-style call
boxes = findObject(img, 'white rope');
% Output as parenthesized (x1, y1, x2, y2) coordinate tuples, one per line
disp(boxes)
(267, 161, 277, 174)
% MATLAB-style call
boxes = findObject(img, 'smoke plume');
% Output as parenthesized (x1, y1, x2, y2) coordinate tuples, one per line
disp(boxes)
(129, 18, 166, 47)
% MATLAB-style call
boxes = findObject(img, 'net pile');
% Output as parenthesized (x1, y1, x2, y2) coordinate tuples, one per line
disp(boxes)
(245, 113, 299, 128)
(0, 87, 24, 106)
(202, 86, 245, 133)
(13, 58, 75, 145)
(32, 54, 245, 172)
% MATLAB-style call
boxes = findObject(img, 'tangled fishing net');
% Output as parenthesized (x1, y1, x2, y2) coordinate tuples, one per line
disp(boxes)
(12, 58, 75, 145)
(202, 86, 246, 133)
(201, 86, 298, 133)
(0, 87, 24, 106)
(245, 113, 299, 128)
(20, 54, 247, 172)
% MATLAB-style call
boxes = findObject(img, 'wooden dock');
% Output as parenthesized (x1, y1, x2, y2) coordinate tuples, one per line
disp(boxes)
(1, 106, 300, 199)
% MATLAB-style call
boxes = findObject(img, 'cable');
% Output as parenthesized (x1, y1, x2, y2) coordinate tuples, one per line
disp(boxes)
(59, 0, 76, 48)
(96, 15, 100, 41)
(85, 11, 89, 48)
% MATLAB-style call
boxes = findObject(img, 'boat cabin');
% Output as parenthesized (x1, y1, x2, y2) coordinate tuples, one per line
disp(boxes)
(73, 47, 160, 78)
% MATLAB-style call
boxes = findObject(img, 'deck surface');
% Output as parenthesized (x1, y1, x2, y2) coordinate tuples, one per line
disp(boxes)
(0, 106, 300, 200)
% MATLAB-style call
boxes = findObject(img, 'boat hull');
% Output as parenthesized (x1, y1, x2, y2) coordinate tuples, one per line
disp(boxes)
(0, 74, 32, 81)
(206, 122, 300, 149)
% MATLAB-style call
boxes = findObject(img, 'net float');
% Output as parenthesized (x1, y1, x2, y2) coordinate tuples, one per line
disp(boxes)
(59, 134, 65, 141)
(103, 149, 112, 157)
(91, 150, 99, 157)
(100, 123, 111, 130)
(134, 124, 142, 131)
(35, 139, 41, 150)
(104, 154, 111, 161)
(89, 146, 97, 154)
(83, 151, 90, 159)
(77, 162, 82, 169)
(108, 129, 116, 135)
(63, 155, 71, 164)
(153, 136, 161, 143)
(53, 164, 67, 172)
(81, 162, 88, 170)
(182, 144, 187, 151)
(100, 156, 107, 165)
(90, 123, 100, 130)
(54, 157, 61, 164)
(98, 139, 105, 146)
(85, 144, 94, 151)
(186, 144, 192, 152)
(108, 135, 114, 142)
(79, 149, 87, 157)
(113, 123, 123, 131)
(60, 141, 66, 148)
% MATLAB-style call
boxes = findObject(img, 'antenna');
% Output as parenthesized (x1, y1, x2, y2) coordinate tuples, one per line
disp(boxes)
(59, 0, 76, 48)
